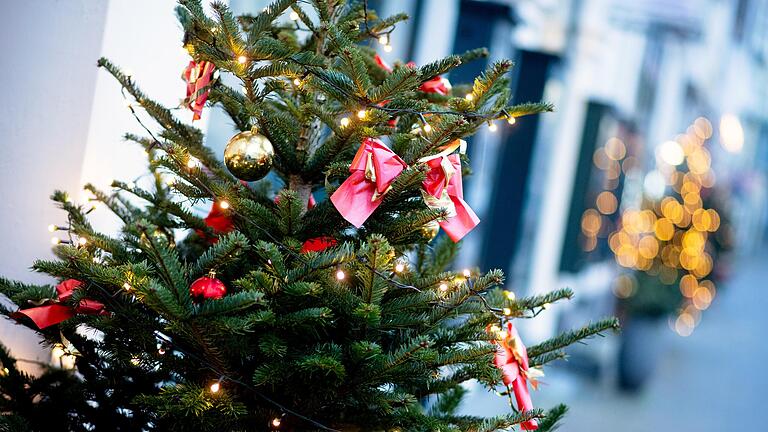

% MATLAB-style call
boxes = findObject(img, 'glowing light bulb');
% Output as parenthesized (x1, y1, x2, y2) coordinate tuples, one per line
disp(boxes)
(462, 269, 471, 277)
(289, 11, 299, 20)
(488, 123, 498, 132)
(383, 44, 393, 53)
(439, 283, 449, 292)
(130, 357, 141, 366)
(219, 200, 230, 210)
(123, 282, 132, 291)
(237, 55, 247, 64)
(78, 237, 88, 246)
(123, 99, 133, 108)
(186, 157, 199, 169)
(210, 381, 221, 393)
(489, 324, 501, 334)
(394, 262, 405, 273)
(51, 237, 61, 245)
(340, 117, 350, 127)
(357, 110, 367, 120)
(465, 93, 474, 101)
(51, 344, 65, 359)
(272, 417, 282, 427)
(657, 140, 685, 166)
(503, 307, 512, 316)
(507, 116, 516, 125)
(335, 269, 346, 280)
(423, 123, 432, 133)
(720, 113, 744, 153)
(126, 181, 136, 189)
(504, 290, 516, 301)
(164, 176, 176, 186)
(378, 35, 388, 45)
(293, 78, 301, 86)
(48, 224, 57, 232)
(542, 303, 551, 310)
(124, 69, 134, 78)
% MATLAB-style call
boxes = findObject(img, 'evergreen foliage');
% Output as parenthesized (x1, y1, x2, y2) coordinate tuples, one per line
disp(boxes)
(0, 1, 617, 431)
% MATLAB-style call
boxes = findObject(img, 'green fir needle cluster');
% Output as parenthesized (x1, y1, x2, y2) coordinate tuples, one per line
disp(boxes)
(0, 1, 616, 431)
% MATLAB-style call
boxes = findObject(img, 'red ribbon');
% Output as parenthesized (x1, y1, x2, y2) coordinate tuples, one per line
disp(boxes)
(420, 141, 479, 242)
(491, 322, 539, 430)
(182, 60, 215, 121)
(301, 236, 337, 253)
(12, 279, 107, 329)
(196, 202, 234, 244)
(330, 138, 407, 227)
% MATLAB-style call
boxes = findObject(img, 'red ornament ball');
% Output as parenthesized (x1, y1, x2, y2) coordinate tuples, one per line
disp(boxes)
(190, 273, 227, 300)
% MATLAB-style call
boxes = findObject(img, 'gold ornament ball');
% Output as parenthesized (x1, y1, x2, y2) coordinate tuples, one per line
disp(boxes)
(421, 220, 440, 241)
(224, 129, 275, 181)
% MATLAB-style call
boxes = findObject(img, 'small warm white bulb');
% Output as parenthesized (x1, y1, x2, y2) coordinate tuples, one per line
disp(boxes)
(130, 357, 141, 366)
(504, 290, 516, 301)
(219, 200, 230, 210)
(507, 116, 516, 125)
(462, 268, 471, 277)
(210, 381, 221, 393)
(340, 117, 350, 127)
(186, 157, 199, 169)
(488, 123, 498, 132)
(237, 55, 247, 64)
(439, 283, 449, 292)
(78, 237, 88, 246)
(378, 35, 388, 45)
(289, 11, 300, 20)
(48, 224, 57, 232)
(293, 78, 301, 86)
(123, 282, 132, 291)
(51, 237, 61, 245)
(394, 262, 405, 273)
(422, 123, 432, 133)
(503, 307, 512, 316)
(335, 269, 346, 280)
(542, 303, 551, 310)
(465, 93, 474, 101)
(51, 344, 65, 359)
(357, 110, 367, 120)
(272, 417, 282, 427)
(383, 44, 393, 53)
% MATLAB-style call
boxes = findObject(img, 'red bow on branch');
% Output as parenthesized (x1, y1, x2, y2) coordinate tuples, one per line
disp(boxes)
(196, 202, 234, 244)
(12, 279, 107, 329)
(331, 138, 407, 227)
(420, 140, 479, 242)
(182, 60, 215, 121)
(490, 322, 541, 430)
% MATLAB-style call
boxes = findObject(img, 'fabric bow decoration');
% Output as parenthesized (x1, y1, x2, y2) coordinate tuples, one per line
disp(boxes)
(12, 279, 107, 329)
(331, 138, 407, 227)
(490, 322, 542, 430)
(182, 60, 215, 121)
(419, 139, 480, 242)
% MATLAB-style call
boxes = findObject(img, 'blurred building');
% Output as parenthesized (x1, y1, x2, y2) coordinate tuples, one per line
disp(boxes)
(367, 0, 768, 341)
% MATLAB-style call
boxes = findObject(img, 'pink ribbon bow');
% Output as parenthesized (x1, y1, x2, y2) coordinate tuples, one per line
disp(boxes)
(419, 140, 479, 242)
(331, 138, 407, 227)
(490, 322, 539, 430)
(12, 279, 107, 329)
(182, 60, 215, 121)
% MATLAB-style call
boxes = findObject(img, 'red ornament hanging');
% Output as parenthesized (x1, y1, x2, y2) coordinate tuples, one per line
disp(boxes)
(301, 236, 337, 253)
(190, 271, 227, 300)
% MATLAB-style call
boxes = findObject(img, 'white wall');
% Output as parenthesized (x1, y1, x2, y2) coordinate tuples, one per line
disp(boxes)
(0, 0, 217, 370)
(0, 1, 109, 369)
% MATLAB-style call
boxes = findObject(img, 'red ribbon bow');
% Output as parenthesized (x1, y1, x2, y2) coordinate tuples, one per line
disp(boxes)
(13, 279, 107, 329)
(331, 138, 407, 227)
(419, 140, 479, 242)
(182, 60, 215, 121)
(490, 322, 539, 430)
(196, 202, 235, 244)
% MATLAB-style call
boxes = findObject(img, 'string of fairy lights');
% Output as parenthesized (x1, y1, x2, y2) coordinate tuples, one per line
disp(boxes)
(40, 5, 537, 430)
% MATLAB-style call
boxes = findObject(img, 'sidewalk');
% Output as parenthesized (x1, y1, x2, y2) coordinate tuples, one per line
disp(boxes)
(460, 251, 768, 430)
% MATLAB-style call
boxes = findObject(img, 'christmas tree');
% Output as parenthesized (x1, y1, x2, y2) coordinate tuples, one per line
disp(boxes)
(0, 1, 618, 431)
